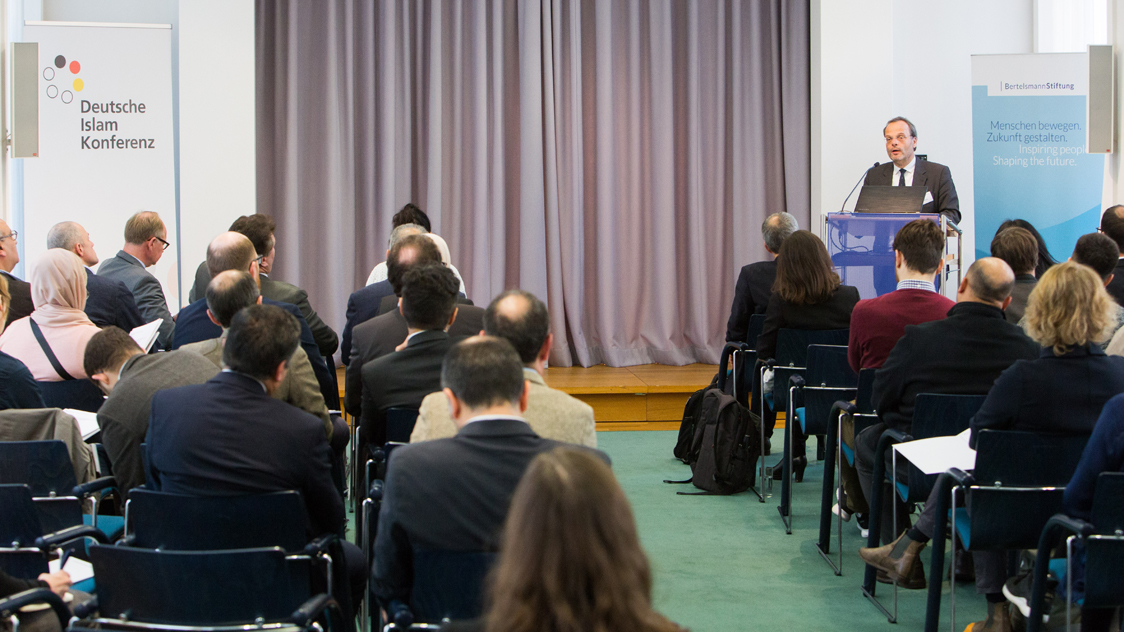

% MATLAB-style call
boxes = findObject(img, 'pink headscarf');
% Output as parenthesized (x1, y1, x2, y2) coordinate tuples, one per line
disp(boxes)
(30, 249, 91, 326)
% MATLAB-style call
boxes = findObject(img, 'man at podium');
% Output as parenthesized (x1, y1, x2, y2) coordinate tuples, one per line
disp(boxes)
(865, 117, 960, 224)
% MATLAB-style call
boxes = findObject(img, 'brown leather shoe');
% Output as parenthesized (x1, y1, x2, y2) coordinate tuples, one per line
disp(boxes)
(859, 532, 927, 589)
(966, 601, 1013, 632)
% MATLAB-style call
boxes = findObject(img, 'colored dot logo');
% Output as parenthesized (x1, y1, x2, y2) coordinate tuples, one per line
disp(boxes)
(44, 54, 82, 104)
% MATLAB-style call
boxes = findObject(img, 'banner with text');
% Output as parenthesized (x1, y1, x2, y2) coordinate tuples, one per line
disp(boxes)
(971, 53, 1103, 262)
(22, 22, 178, 310)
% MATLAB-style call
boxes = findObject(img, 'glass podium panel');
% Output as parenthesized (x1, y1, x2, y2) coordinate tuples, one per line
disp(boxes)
(824, 213, 941, 300)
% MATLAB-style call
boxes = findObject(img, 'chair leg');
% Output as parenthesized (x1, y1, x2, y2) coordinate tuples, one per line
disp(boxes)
(816, 409, 842, 574)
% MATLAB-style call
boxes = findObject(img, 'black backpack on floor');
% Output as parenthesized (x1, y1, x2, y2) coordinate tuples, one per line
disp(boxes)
(685, 389, 760, 494)
(672, 342, 743, 464)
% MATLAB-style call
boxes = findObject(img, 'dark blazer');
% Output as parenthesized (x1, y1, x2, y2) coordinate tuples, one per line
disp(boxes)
(873, 301, 1040, 432)
(359, 330, 461, 444)
(147, 371, 343, 537)
(345, 305, 484, 417)
(864, 158, 961, 224)
(260, 277, 339, 358)
(1106, 258, 1124, 306)
(341, 281, 398, 365)
(726, 259, 778, 342)
(1064, 393, 1124, 520)
(372, 417, 610, 604)
(171, 296, 337, 407)
(969, 345, 1124, 448)
(756, 284, 860, 361)
(84, 268, 145, 332)
(1005, 274, 1037, 324)
(187, 260, 211, 305)
(1, 271, 32, 327)
(96, 251, 175, 349)
(0, 351, 44, 410)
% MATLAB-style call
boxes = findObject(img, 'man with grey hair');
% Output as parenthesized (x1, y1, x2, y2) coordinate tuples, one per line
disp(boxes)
(725, 212, 797, 342)
(48, 221, 144, 332)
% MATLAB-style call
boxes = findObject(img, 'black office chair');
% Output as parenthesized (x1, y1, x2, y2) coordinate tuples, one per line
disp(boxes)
(0, 440, 119, 537)
(36, 379, 105, 412)
(817, 367, 877, 574)
(69, 544, 343, 632)
(862, 393, 986, 623)
(1027, 472, 1124, 632)
(779, 344, 856, 533)
(922, 430, 1089, 632)
(383, 550, 497, 630)
(0, 484, 109, 590)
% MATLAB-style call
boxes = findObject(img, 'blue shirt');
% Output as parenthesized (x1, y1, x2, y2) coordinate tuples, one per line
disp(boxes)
(0, 351, 45, 410)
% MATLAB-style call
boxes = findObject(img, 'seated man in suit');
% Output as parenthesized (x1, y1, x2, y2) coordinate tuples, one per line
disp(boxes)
(0, 218, 32, 326)
(189, 214, 338, 360)
(0, 274, 43, 410)
(345, 235, 483, 417)
(372, 336, 609, 610)
(180, 270, 337, 446)
(359, 262, 465, 446)
(47, 221, 145, 332)
(341, 223, 426, 364)
(990, 226, 1038, 324)
(96, 211, 175, 349)
(725, 212, 797, 343)
(148, 303, 364, 610)
(1099, 204, 1124, 305)
(855, 258, 1039, 566)
(83, 326, 218, 496)
(412, 290, 595, 447)
(172, 232, 337, 408)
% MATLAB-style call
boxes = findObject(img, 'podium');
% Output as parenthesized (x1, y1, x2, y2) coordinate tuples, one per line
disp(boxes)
(821, 213, 962, 300)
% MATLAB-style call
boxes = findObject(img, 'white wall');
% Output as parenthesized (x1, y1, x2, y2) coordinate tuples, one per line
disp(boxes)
(812, 0, 1033, 268)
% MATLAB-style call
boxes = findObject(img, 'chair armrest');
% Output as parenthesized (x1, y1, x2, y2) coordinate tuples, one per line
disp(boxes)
(73, 476, 117, 498)
(763, 358, 777, 368)
(882, 428, 912, 444)
(369, 479, 384, 502)
(304, 534, 338, 556)
(789, 374, 806, 389)
(71, 595, 98, 619)
(0, 588, 70, 628)
(830, 401, 857, 417)
(388, 599, 414, 629)
(1027, 514, 1095, 632)
(289, 593, 339, 626)
(946, 468, 975, 487)
(34, 524, 109, 550)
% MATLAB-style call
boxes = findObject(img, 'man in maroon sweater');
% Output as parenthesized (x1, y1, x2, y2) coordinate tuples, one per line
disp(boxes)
(838, 219, 953, 539)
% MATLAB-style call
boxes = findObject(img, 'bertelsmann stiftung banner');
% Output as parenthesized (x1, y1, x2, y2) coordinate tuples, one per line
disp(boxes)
(971, 53, 1104, 262)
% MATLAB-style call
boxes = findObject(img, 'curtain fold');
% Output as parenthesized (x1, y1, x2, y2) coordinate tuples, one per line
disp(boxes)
(257, 0, 809, 367)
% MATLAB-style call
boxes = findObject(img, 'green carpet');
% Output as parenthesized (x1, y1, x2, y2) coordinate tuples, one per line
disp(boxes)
(596, 430, 988, 632)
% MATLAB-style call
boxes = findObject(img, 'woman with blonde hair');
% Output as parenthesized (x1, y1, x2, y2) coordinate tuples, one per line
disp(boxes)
(443, 447, 682, 632)
(860, 260, 1124, 632)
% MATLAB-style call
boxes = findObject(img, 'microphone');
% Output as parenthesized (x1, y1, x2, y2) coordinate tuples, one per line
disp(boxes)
(840, 162, 879, 212)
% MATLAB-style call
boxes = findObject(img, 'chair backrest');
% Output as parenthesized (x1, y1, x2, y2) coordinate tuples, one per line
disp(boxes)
(1084, 472, 1124, 607)
(966, 431, 1089, 550)
(746, 314, 767, 348)
(771, 329, 850, 412)
(0, 485, 51, 580)
(0, 440, 78, 497)
(410, 549, 497, 623)
(901, 394, 986, 502)
(799, 345, 857, 435)
(90, 544, 313, 626)
(386, 407, 420, 444)
(36, 380, 104, 413)
(126, 489, 309, 553)
(855, 368, 877, 415)
(1090, 472, 1124, 533)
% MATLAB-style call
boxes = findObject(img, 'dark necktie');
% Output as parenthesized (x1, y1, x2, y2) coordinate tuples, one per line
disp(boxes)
(898, 168, 906, 187)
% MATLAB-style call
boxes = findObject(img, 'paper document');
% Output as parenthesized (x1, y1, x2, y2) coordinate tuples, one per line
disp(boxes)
(49, 555, 94, 583)
(892, 428, 975, 475)
(130, 318, 163, 352)
(64, 408, 100, 440)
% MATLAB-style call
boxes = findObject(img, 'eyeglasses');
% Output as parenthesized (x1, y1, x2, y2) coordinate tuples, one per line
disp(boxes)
(253, 255, 265, 267)
(154, 236, 170, 251)
(0, 230, 17, 242)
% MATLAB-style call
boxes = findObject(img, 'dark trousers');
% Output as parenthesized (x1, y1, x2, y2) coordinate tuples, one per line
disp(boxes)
(856, 422, 911, 544)
(913, 498, 1006, 594)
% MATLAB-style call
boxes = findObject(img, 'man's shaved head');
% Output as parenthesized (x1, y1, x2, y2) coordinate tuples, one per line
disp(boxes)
(206, 232, 257, 276)
(965, 257, 1015, 305)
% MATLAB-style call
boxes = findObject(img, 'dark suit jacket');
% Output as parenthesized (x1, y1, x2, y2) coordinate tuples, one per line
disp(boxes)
(372, 418, 610, 604)
(0, 351, 44, 410)
(968, 345, 1124, 448)
(345, 305, 484, 416)
(1, 271, 32, 327)
(873, 301, 1040, 432)
(147, 371, 343, 537)
(726, 259, 777, 342)
(1005, 274, 1037, 324)
(259, 277, 338, 358)
(96, 251, 175, 349)
(864, 158, 961, 224)
(359, 330, 461, 444)
(756, 285, 860, 361)
(341, 281, 398, 365)
(1106, 258, 1124, 306)
(84, 268, 145, 332)
(187, 260, 210, 305)
(171, 296, 337, 408)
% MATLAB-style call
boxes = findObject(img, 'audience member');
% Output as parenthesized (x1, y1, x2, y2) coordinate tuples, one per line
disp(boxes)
(1072, 231, 1119, 285)
(372, 336, 609, 611)
(857, 258, 1038, 564)
(0, 249, 103, 381)
(725, 212, 797, 343)
(0, 218, 32, 326)
(0, 567, 78, 632)
(861, 262, 1124, 622)
(0, 274, 44, 409)
(412, 290, 595, 446)
(443, 448, 679, 632)
(47, 221, 144, 332)
(756, 230, 859, 475)
(1099, 204, 1124, 305)
(990, 226, 1039, 323)
(998, 218, 1057, 279)
(180, 271, 335, 441)
(171, 232, 336, 407)
(96, 211, 175, 349)
(365, 203, 466, 292)
(358, 263, 464, 446)
(83, 326, 218, 496)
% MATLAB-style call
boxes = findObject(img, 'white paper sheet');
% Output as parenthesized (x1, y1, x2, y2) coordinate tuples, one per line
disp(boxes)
(892, 428, 976, 475)
(48, 555, 94, 583)
(63, 408, 100, 440)
(129, 318, 164, 353)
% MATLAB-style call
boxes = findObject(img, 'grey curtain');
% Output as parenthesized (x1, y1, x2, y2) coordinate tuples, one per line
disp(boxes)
(257, 0, 809, 367)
